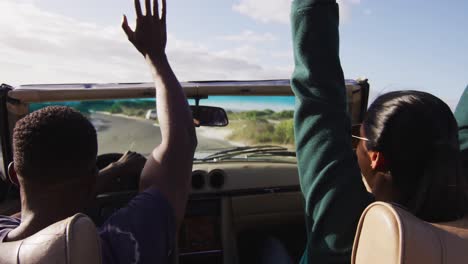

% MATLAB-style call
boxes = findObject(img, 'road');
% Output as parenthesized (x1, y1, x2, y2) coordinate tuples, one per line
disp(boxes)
(91, 113, 233, 156)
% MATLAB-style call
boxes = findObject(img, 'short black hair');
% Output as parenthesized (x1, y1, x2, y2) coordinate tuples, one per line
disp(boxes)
(13, 106, 98, 184)
(363, 91, 468, 222)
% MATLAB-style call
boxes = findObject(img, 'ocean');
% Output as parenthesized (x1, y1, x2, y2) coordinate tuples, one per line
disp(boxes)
(188, 96, 295, 112)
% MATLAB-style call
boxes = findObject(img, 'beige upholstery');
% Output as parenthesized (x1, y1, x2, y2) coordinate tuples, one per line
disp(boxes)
(0, 213, 102, 264)
(352, 202, 468, 264)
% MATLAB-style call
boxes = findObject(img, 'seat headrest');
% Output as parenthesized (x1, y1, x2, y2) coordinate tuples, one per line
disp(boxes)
(351, 202, 468, 264)
(0, 213, 102, 264)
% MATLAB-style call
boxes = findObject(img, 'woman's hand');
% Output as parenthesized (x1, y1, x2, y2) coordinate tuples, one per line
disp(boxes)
(122, 0, 167, 60)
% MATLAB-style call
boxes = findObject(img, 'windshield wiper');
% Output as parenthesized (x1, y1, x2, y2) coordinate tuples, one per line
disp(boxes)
(197, 145, 295, 162)
(245, 151, 296, 159)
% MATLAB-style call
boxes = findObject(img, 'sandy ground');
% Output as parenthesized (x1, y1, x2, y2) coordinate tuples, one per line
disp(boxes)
(196, 127, 246, 147)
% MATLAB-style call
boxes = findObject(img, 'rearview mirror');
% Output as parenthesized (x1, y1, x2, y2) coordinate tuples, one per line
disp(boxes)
(190, 106, 229, 127)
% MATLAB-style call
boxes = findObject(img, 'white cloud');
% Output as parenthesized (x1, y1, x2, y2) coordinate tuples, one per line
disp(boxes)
(214, 45, 261, 63)
(220, 30, 277, 43)
(168, 44, 291, 81)
(232, 0, 361, 24)
(272, 51, 293, 60)
(0, 0, 147, 84)
(0, 0, 291, 86)
(233, 0, 292, 24)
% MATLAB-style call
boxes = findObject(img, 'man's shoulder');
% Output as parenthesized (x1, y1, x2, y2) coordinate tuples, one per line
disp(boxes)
(99, 187, 174, 235)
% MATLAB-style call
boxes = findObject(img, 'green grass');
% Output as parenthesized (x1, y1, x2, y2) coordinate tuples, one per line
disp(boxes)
(270, 110, 294, 120)
(228, 117, 294, 145)
(273, 119, 294, 144)
(227, 110, 294, 145)
(227, 109, 293, 121)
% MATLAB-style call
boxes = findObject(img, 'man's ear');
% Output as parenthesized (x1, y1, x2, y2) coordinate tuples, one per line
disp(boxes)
(8, 162, 19, 187)
(369, 151, 388, 171)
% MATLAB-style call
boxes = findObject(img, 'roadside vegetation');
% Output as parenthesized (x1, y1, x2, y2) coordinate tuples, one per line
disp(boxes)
(227, 109, 293, 121)
(227, 110, 294, 146)
(31, 100, 155, 119)
(106, 101, 155, 118)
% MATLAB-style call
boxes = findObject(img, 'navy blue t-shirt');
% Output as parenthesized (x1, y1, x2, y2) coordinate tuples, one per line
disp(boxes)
(0, 188, 175, 264)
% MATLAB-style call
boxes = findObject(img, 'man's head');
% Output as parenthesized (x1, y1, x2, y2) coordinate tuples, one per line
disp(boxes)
(10, 106, 98, 192)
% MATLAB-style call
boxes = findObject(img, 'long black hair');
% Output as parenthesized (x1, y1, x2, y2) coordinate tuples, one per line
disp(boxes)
(363, 91, 467, 222)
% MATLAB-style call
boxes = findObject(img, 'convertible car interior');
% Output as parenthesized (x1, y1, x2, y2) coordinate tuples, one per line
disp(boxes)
(0, 79, 372, 263)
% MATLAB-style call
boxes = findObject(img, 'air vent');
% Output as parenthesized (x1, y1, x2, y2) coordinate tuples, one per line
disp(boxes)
(209, 169, 225, 189)
(191, 170, 207, 190)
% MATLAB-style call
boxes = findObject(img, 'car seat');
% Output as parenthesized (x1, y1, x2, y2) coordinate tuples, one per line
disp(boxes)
(0, 213, 101, 264)
(352, 202, 468, 264)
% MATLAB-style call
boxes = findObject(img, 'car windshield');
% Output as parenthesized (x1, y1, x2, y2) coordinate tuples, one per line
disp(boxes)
(29, 95, 296, 162)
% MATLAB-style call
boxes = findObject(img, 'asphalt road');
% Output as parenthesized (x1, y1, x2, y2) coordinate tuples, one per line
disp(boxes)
(91, 113, 233, 156)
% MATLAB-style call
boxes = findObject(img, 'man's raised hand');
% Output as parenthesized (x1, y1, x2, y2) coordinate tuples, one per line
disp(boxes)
(122, 0, 167, 60)
(122, 0, 196, 229)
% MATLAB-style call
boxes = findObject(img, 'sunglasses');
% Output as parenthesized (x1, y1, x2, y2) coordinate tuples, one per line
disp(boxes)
(352, 135, 369, 142)
(351, 124, 369, 148)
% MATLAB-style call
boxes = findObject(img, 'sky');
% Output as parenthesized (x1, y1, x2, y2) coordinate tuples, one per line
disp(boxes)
(0, 0, 467, 108)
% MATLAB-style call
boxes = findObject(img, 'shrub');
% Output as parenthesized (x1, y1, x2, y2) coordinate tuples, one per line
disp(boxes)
(229, 120, 275, 144)
(135, 109, 146, 117)
(271, 110, 294, 120)
(273, 119, 294, 144)
(109, 104, 123, 114)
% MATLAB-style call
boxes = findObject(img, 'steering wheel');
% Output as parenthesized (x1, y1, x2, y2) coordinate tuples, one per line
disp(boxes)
(88, 153, 140, 226)
(96, 153, 123, 170)
(96, 153, 142, 192)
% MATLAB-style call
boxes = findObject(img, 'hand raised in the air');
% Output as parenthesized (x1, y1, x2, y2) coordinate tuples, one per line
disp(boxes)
(122, 0, 167, 60)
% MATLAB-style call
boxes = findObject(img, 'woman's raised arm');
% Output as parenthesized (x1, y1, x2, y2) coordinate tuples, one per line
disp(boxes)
(291, 0, 373, 262)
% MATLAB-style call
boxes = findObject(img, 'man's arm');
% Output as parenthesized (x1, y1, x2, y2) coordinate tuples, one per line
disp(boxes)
(291, 0, 373, 262)
(122, 0, 197, 229)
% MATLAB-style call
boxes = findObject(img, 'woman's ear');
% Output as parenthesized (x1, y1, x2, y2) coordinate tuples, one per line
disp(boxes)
(8, 162, 19, 187)
(369, 151, 388, 171)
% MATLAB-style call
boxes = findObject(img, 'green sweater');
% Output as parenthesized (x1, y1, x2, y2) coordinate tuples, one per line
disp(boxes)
(455, 86, 468, 177)
(291, 1, 373, 263)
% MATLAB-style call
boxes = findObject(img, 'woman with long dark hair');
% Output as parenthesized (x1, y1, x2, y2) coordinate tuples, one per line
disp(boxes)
(357, 91, 466, 222)
(291, 0, 468, 263)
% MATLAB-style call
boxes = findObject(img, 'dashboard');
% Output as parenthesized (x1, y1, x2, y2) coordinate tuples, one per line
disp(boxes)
(88, 155, 305, 263)
(178, 161, 304, 264)
(93, 160, 304, 263)
(190, 162, 299, 194)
